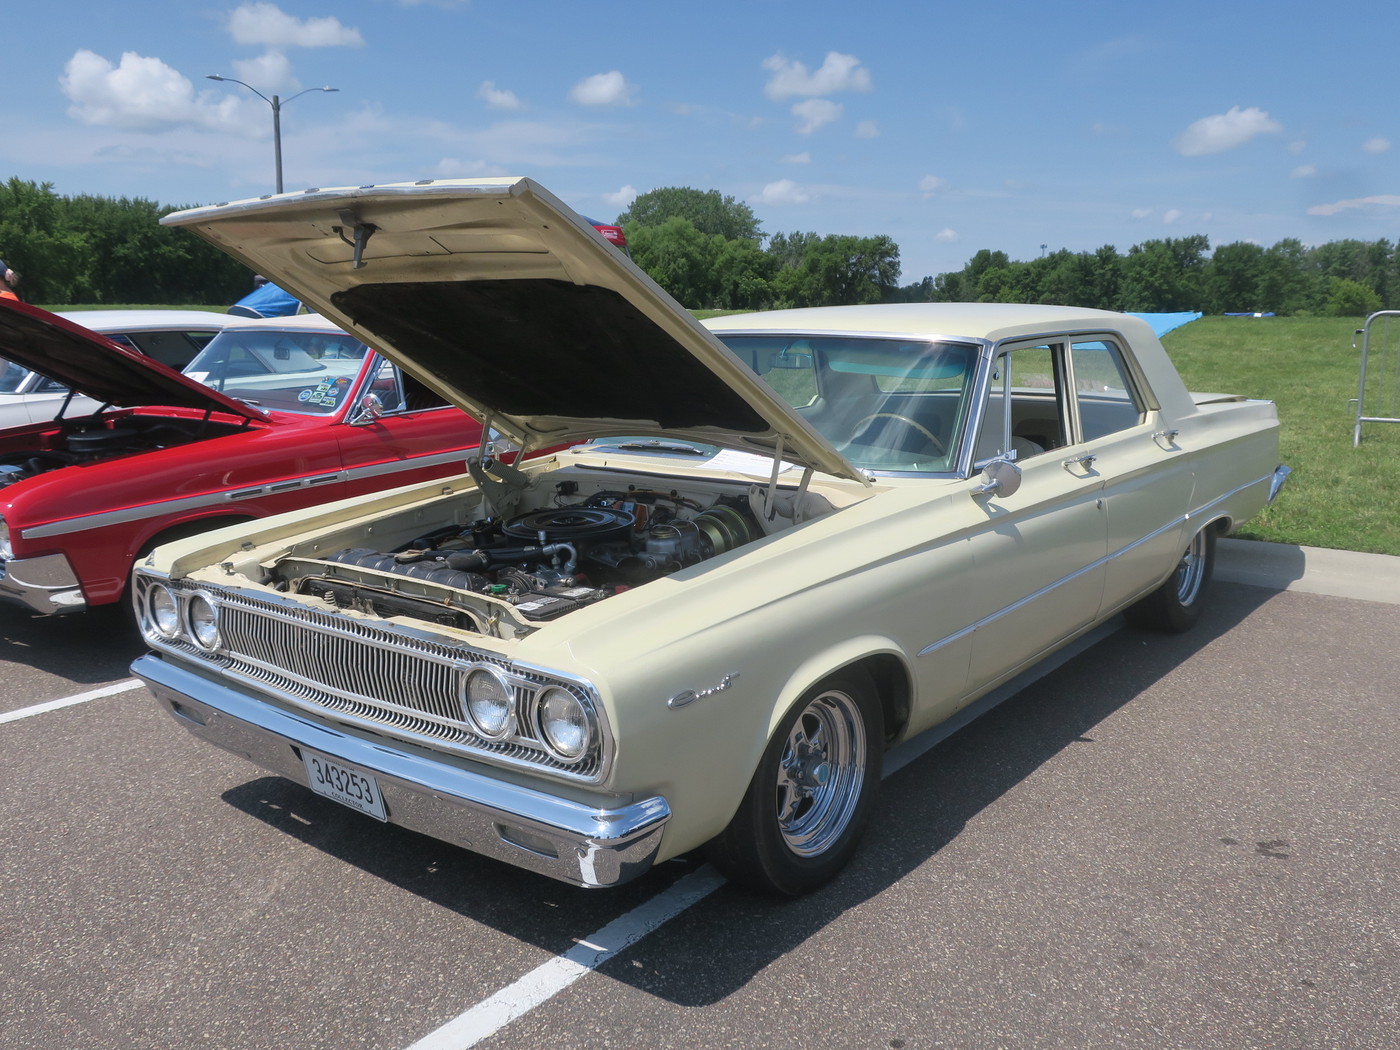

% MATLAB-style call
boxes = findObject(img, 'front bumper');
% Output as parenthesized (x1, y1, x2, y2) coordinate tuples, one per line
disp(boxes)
(0, 552, 87, 614)
(132, 654, 671, 888)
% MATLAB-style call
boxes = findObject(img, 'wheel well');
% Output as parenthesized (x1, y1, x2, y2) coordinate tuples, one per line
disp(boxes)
(850, 653, 911, 745)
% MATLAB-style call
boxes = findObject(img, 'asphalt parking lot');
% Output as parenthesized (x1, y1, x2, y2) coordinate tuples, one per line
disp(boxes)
(2, 541, 1397, 1050)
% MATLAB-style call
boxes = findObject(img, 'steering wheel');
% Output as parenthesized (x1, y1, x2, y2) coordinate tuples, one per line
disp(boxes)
(853, 413, 945, 455)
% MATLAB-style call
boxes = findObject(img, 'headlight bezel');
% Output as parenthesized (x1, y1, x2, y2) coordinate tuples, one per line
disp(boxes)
(183, 590, 224, 652)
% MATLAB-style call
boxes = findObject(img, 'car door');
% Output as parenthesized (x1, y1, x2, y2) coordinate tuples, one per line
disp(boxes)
(963, 341, 1108, 690)
(333, 356, 484, 496)
(1066, 336, 1195, 616)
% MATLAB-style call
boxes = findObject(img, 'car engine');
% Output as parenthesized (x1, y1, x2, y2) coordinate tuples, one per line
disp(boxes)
(281, 485, 767, 634)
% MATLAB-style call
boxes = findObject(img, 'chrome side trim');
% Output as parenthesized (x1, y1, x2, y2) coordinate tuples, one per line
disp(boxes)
(133, 654, 670, 889)
(19, 448, 472, 540)
(917, 470, 1275, 657)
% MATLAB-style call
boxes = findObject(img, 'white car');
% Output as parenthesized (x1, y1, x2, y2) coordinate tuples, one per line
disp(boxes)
(132, 179, 1288, 896)
(0, 309, 228, 428)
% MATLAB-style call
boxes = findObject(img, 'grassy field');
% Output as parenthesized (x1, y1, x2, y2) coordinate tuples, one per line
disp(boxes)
(1162, 315, 1399, 556)
(42, 305, 1400, 556)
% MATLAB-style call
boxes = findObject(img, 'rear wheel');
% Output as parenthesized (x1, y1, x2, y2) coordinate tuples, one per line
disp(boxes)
(705, 669, 883, 896)
(1124, 526, 1216, 633)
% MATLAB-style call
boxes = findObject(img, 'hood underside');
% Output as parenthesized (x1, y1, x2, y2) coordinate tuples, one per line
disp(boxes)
(0, 299, 263, 421)
(161, 177, 863, 481)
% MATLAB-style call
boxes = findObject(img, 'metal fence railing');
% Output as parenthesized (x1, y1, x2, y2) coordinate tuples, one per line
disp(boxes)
(1354, 310, 1400, 446)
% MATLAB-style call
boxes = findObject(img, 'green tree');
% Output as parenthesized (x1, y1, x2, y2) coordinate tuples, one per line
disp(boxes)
(1325, 276, 1382, 317)
(1119, 235, 1210, 312)
(1204, 241, 1267, 313)
(771, 233, 900, 308)
(618, 187, 762, 241)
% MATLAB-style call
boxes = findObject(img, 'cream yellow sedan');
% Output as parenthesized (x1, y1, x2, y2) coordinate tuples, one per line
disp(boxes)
(131, 179, 1287, 895)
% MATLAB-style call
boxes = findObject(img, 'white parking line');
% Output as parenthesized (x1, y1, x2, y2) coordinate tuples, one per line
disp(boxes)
(404, 865, 728, 1050)
(0, 678, 145, 725)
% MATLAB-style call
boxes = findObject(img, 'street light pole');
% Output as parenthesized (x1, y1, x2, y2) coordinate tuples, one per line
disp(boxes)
(205, 75, 338, 194)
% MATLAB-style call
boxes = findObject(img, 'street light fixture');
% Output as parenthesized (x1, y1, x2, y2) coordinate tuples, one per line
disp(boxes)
(206, 75, 338, 194)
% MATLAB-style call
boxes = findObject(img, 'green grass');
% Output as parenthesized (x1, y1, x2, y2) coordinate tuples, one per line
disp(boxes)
(1162, 315, 1400, 556)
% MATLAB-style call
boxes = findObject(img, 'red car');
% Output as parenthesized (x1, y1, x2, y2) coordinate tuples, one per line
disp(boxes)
(0, 303, 482, 614)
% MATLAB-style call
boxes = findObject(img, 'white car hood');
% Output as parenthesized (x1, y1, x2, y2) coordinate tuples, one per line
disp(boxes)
(163, 178, 864, 481)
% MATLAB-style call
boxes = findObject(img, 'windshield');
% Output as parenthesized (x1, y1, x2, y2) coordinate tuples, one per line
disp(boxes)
(717, 334, 979, 473)
(183, 327, 372, 415)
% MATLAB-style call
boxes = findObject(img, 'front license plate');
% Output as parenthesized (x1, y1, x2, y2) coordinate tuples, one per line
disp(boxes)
(301, 748, 388, 821)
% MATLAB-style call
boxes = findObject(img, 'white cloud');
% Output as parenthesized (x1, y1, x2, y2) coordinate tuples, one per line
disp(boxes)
(1132, 207, 1153, 218)
(1163, 209, 1182, 224)
(605, 184, 637, 208)
(1307, 195, 1400, 216)
(478, 81, 523, 111)
(918, 175, 947, 196)
(431, 158, 502, 178)
(61, 49, 241, 132)
(569, 71, 637, 107)
(1291, 164, 1318, 178)
(227, 3, 363, 48)
(762, 51, 871, 100)
(1362, 137, 1392, 154)
(231, 51, 297, 95)
(792, 98, 841, 134)
(783, 151, 811, 164)
(753, 179, 812, 205)
(935, 228, 959, 243)
(1173, 106, 1282, 156)
(854, 120, 879, 139)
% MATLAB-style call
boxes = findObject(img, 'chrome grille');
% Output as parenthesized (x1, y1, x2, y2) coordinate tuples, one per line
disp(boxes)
(140, 576, 604, 781)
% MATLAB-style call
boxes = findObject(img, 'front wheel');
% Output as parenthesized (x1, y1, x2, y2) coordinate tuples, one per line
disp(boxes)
(704, 669, 883, 896)
(1124, 526, 1216, 633)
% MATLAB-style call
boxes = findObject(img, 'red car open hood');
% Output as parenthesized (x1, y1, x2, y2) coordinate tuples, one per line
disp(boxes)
(0, 299, 265, 422)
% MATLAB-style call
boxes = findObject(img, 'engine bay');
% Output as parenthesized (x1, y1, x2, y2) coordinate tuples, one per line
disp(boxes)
(0, 414, 248, 487)
(269, 464, 839, 638)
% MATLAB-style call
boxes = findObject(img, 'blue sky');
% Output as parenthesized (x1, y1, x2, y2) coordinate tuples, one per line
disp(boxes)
(4, 0, 1399, 283)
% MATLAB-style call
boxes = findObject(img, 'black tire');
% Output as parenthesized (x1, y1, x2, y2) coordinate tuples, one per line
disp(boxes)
(1124, 526, 1216, 633)
(704, 668, 883, 896)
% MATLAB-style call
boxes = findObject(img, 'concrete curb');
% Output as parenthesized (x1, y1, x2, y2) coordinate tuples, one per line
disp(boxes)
(1217, 538, 1400, 606)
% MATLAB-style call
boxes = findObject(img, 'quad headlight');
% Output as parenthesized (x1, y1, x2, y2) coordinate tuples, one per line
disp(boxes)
(456, 662, 597, 764)
(460, 666, 514, 739)
(537, 687, 592, 761)
(140, 581, 223, 651)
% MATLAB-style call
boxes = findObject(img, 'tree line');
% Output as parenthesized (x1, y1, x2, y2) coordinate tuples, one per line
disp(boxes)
(2, 176, 1396, 317)
(0, 178, 251, 306)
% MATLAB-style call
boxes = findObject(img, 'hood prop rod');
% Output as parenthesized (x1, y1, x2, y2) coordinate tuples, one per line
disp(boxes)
(335, 210, 379, 269)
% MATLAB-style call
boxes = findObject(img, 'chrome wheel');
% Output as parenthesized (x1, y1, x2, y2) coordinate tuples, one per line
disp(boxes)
(775, 688, 869, 857)
(1174, 529, 1209, 606)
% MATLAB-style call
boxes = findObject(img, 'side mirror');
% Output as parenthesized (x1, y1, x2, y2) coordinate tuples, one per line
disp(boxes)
(348, 392, 385, 425)
(975, 457, 1022, 499)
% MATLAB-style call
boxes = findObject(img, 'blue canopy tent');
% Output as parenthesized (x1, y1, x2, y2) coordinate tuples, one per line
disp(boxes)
(228, 281, 301, 318)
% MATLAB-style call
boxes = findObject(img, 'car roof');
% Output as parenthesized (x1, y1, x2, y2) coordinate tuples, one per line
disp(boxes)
(704, 302, 1159, 345)
(212, 312, 352, 334)
(56, 309, 231, 332)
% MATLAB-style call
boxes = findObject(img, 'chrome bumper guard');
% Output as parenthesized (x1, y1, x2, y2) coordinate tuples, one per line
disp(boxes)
(0, 552, 87, 614)
(1268, 464, 1292, 504)
(132, 654, 671, 888)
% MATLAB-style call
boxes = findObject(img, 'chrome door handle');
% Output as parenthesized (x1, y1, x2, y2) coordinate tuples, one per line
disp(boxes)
(1062, 452, 1096, 471)
(1154, 428, 1181, 447)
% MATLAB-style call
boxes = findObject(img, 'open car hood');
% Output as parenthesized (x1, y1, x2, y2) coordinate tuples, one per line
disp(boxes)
(0, 299, 265, 422)
(162, 178, 865, 481)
